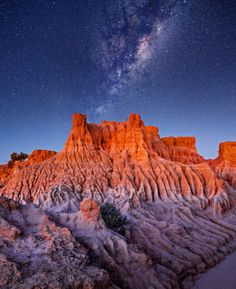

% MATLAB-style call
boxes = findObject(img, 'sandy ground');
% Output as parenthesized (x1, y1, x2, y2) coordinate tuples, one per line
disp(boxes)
(192, 251, 236, 289)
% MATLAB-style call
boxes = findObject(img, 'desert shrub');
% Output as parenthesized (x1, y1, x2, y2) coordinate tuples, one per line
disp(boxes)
(19, 152, 28, 160)
(10, 152, 18, 161)
(7, 160, 14, 167)
(101, 203, 127, 231)
(10, 152, 28, 162)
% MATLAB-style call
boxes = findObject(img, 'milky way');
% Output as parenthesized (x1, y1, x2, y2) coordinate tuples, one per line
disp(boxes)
(95, 0, 187, 114)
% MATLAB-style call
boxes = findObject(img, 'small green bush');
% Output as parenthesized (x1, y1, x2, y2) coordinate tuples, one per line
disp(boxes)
(101, 203, 127, 231)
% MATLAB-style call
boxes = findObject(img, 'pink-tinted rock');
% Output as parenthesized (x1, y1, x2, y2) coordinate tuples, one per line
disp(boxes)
(80, 199, 100, 222)
(27, 149, 57, 164)
(161, 136, 204, 164)
(0, 196, 20, 210)
(0, 198, 111, 289)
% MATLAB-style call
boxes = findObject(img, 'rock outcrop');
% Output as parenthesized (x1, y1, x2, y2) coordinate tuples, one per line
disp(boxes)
(0, 149, 57, 187)
(54, 198, 236, 289)
(218, 142, 236, 165)
(208, 142, 236, 190)
(0, 113, 233, 214)
(161, 136, 204, 164)
(0, 196, 114, 289)
(27, 149, 57, 165)
(80, 199, 101, 222)
(0, 113, 236, 289)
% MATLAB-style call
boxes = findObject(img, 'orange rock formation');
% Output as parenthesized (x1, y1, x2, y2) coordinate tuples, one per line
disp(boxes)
(208, 142, 236, 190)
(80, 198, 100, 222)
(0, 149, 57, 187)
(0, 113, 235, 214)
(0, 113, 236, 289)
(27, 149, 57, 164)
(161, 136, 204, 164)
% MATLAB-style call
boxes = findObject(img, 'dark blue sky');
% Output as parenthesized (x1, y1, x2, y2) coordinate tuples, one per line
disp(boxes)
(0, 0, 235, 163)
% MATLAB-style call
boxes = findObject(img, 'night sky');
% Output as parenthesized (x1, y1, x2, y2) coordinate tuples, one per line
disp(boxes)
(0, 0, 235, 163)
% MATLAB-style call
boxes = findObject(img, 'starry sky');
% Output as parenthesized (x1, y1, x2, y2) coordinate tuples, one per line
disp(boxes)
(0, 0, 235, 163)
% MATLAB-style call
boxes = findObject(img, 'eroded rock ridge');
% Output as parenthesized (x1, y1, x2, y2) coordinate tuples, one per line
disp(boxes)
(0, 113, 236, 289)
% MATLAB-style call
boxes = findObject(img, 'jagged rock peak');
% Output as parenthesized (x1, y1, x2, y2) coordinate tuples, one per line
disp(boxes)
(127, 112, 144, 126)
(64, 112, 204, 164)
(64, 112, 153, 152)
(65, 113, 93, 151)
(72, 112, 87, 124)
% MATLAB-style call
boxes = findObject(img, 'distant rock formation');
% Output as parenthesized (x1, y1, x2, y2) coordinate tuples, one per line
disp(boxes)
(208, 142, 236, 190)
(0, 149, 57, 188)
(0, 113, 235, 214)
(161, 136, 204, 164)
(218, 142, 236, 164)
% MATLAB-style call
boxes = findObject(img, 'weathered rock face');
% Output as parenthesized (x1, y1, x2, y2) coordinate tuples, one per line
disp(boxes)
(0, 165, 10, 186)
(216, 142, 236, 165)
(80, 199, 101, 222)
(64, 113, 164, 161)
(27, 149, 57, 165)
(0, 113, 234, 215)
(0, 197, 113, 289)
(54, 198, 236, 289)
(161, 136, 204, 164)
(208, 142, 236, 190)
(0, 113, 236, 289)
(0, 149, 57, 187)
